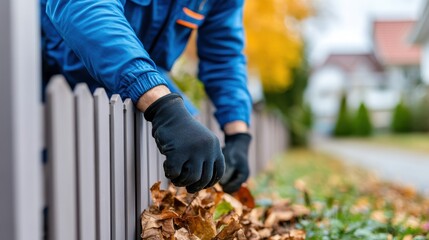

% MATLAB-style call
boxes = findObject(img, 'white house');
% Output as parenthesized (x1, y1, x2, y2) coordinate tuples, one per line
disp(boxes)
(306, 53, 397, 133)
(308, 19, 424, 135)
(373, 20, 422, 91)
(410, 0, 429, 85)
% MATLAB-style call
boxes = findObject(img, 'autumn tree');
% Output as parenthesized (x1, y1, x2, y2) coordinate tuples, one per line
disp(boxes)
(244, 0, 312, 92)
(245, 0, 313, 146)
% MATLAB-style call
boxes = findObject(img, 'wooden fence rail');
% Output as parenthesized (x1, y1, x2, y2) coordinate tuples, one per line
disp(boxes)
(42, 76, 288, 239)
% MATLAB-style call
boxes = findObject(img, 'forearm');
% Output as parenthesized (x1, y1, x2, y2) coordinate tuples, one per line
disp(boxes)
(224, 121, 248, 135)
(136, 85, 171, 112)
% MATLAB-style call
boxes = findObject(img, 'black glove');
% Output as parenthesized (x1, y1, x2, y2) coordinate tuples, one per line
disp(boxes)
(219, 133, 252, 193)
(144, 93, 225, 193)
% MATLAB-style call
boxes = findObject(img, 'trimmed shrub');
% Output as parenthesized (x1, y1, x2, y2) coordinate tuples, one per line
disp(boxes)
(391, 100, 413, 133)
(333, 95, 352, 137)
(353, 103, 373, 136)
(411, 89, 429, 132)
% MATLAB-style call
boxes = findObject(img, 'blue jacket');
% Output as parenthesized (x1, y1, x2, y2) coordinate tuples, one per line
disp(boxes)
(41, 0, 252, 128)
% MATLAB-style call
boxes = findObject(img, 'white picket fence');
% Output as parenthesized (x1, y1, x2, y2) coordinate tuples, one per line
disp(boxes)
(42, 75, 288, 240)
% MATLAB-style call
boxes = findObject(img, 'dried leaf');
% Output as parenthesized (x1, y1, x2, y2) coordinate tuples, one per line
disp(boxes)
(289, 229, 306, 239)
(236, 229, 247, 240)
(232, 185, 256, 209)
(150, 181, 175, 212)
(258, 228, 273, 238)
(264, 211, 294, 228)
(291, 205, 310, 217)
(174, 228, 201, 240)
(186, 215, 216, 240)
(214, 213, 241, 239)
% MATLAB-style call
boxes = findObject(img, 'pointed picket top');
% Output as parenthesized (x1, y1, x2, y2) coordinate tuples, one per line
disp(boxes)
(110, 94, 123, 106)
(46, 75, 73, 97)
(94, 88, 109, 104)
(74, 83, 93, 100)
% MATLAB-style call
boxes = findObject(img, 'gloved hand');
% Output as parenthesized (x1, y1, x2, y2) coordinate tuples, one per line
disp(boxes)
(144, 93, 225, 193)
(219, 133, 252, 193)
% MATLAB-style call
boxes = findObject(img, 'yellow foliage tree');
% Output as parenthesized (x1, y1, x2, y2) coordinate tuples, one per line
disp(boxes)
(244, 0, 312, 92)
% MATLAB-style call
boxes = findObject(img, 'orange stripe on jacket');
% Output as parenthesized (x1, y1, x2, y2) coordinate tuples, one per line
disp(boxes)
(183, 7, 205, 20)
(176, 19, 198, 29)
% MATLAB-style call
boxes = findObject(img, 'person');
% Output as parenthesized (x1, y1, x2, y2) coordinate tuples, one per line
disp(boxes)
(40, 0, 252, 194)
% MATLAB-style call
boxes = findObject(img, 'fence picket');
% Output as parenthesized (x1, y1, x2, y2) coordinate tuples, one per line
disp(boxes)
(45, 76, 77, 240)
(248, 112, 257, 177)
(136, 112, 149, 239)
(93, 88, 111, 240)
(124, 99, 137, 240)
(205, 101, 224, 142)
(157, 152, 168, 189)
(74, 84, 96, 240)
(147, 123, 159, 192)
(110, 94, 126, 240)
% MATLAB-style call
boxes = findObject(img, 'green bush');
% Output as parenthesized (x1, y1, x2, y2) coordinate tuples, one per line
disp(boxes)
(391, 100, 413, 133)
(353, 103, 373, 136)
(333, 95, 352, 137)
(411, 89, 429, 132)
(302, 104, 313, 129)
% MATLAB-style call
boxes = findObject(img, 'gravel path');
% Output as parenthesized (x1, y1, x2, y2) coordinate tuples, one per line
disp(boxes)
(312, 137, 429, 194)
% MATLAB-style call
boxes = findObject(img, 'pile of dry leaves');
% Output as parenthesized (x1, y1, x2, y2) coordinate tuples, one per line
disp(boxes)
(140, 182, 309, 240)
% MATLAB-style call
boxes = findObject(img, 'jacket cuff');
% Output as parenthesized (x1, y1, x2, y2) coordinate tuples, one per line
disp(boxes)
(121, 70, 168, 103)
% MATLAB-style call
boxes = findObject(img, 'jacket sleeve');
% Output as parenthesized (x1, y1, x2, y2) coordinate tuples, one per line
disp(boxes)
(197, 0, 252, 129)
(45, 0, 167, 103)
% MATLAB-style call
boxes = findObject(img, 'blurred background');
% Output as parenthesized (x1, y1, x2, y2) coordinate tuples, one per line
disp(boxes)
(174, 0, 429, 189)
(2, 0, 429, 238)
(173, 1, 429, 237)
(175, 0, 429, 146)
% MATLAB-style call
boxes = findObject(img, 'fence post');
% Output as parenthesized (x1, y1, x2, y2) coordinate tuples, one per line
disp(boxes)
(0, 0, 42, 239)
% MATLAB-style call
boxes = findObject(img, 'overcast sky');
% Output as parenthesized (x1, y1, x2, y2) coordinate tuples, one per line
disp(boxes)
(304, 0, 426, 65)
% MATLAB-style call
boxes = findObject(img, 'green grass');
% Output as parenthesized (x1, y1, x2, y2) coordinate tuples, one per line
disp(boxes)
(250, 149, 429, 239)
(351, 133, 429, 154)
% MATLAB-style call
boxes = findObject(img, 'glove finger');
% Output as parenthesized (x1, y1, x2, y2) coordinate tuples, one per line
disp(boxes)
(221, 170, 249, 194)
(171, 160, 202, 188)
(186, 161, 213, 193)
(163, 156, 185, 179)
(205, 156, 225, 188)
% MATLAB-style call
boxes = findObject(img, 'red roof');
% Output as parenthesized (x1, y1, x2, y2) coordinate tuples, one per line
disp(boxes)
(373, 20, 421, 65)
(320, 53, 384, 73)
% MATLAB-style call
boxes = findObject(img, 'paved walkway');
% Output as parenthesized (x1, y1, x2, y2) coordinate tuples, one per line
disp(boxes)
(312, 137, 429, 195)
